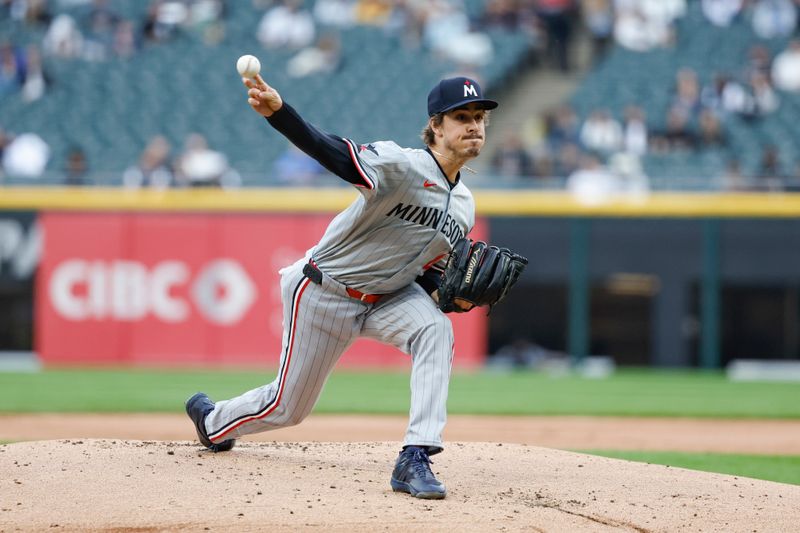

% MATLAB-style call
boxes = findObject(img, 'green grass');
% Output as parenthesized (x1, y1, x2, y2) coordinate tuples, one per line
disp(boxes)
(0, 368, 798, 417)
(581, 450, 800, 486)
(2, 368, 796, 486)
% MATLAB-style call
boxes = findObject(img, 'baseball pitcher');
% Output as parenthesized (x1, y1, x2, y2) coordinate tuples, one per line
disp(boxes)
(186, 73, 526, 500)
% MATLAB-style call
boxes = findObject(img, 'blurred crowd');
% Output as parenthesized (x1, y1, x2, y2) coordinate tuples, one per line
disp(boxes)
(1, 0, 556, 187)
(489, 0, 800, 193)
(4, 0, 800, 190)
(0, 126, 241, 187)
(2, 0, 236, 186)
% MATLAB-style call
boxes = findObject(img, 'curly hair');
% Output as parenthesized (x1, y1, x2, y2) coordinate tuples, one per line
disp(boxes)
(420, 113, 445, 147)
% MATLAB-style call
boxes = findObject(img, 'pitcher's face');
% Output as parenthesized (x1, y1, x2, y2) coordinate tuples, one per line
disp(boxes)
(437, 103, 487, 159)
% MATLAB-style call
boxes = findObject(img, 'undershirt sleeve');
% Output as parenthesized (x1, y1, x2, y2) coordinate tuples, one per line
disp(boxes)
(266, 103, 374, 188)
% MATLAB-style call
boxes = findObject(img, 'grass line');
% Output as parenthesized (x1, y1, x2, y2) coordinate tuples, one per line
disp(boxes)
(580, 450, 800, 485)
(0, 368, 798, 417)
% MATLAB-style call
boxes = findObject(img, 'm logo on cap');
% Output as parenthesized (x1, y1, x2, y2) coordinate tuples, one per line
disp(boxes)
(427, 76, 498, 116)
(463, 81, 478, 98)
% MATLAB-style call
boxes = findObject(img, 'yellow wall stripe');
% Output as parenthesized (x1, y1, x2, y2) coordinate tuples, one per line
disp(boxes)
(1, 188, 799, 218)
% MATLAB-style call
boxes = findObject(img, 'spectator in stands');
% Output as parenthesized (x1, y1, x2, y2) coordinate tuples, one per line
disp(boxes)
(546, 104, 580, 150)
(142, 0, 197, 44)
(175, 133, 240, 188)
(142, 2, 162, 43)
(1, 132, 50, 178)
(10, 0, 52, 26)
(671, 68, 702, 119)
(579, 109, 623, 154)
(750, 72, 780, 116)
(84, 0, 120, 34)
(63, 146, 89, 186)
(534, 0, 576, 72)
(81, 0, 120, 61)
(112, 19, 139, 58)
(383, 0, 427, 49)
(622, 105, 648, 156)
(581, 0, 613, 63)
(698, 109, 726, 147)
(423, 0, 493, 66)
(700, 73, 729, 114)
(614, 0, 686, 52)
(142, 1, 176, 43)
(286, 32, 342, 78)
(20, 44, 50, 103)
(483, 0, 523, 30)
(187, 0, 227, 45)
(42, 13, 84, 58)
(650, 105, 698, 152)
(490, 130, 534, 178)
(123, 135, 174, 189)
(751, 0, 796, 40)
(554, 141, 581, 177)
(566, 151, 621, 205)
(609, 151, 650, 197)
(771, 40, 800, 93)
(0, 42, 24, 97)
(313, 0, 356, 28)
(614, 8, 666, 52)
(272, 144, 327, 185)
(743, 44, 772, 80)
(641, 0, 688, 20)
(257, 0, 315, 50)
(701, 0, 743, 27)
(720, 75, 757, 117)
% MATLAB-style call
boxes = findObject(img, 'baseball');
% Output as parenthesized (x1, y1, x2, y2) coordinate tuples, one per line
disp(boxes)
(236, 54, 261, 78)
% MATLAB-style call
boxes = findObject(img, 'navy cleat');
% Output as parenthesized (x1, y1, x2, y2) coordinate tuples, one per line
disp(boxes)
(185, 392, 236, 453)
(390, 446, 447, 499)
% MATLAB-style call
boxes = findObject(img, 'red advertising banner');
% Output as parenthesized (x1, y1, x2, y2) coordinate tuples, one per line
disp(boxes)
(36, 213, 487, 368)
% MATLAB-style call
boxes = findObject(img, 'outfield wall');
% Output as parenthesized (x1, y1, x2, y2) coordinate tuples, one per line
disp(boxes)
(1, 188, 799, 368)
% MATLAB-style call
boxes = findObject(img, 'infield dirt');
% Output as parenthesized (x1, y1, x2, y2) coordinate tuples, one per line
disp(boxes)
(1, 415, 799, 532)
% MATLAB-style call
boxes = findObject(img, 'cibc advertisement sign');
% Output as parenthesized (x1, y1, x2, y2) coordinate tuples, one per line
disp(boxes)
(36, 212, 487, 368)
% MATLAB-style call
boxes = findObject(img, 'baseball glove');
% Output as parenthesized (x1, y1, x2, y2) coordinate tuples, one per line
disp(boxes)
(437, 238, 528, 314)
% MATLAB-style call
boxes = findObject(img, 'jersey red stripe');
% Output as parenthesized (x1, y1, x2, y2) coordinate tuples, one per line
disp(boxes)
(209, 277, 311, 441)
(345, 140, 375, 190)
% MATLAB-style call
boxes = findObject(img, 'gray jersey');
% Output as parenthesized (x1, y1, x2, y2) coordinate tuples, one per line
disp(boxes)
(311, 140, 475, 294)
(205, 139, 471, 453)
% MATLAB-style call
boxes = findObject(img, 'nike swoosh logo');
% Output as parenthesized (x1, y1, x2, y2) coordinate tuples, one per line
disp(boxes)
(423, 180, 436, 188)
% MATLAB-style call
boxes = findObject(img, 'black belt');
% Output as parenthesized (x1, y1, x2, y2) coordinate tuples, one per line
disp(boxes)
(303, 261, 383, 304)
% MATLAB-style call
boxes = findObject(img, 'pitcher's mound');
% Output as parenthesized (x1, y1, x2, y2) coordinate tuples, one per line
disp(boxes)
(1, 439, 798, 532)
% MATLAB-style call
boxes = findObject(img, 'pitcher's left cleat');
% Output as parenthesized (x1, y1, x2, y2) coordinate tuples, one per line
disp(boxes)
(185, 392, 236, 453)
(390, 446, 447, 499)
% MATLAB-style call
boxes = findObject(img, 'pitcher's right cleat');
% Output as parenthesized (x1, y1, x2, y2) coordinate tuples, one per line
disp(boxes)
(185, 392, 236, 453)
(390, 446, 447, 499)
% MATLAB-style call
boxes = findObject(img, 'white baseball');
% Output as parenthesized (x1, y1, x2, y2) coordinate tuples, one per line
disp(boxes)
(236, 54, 261, 78)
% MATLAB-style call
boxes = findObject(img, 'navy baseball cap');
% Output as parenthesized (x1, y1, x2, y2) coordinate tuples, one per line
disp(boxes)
(427, 77, 499, 117)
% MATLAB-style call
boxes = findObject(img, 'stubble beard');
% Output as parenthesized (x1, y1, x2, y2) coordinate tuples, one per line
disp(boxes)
(445, 137, 483, 162)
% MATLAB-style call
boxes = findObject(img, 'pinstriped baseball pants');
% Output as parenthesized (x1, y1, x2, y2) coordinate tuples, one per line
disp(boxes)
(204, 257, 455, 450)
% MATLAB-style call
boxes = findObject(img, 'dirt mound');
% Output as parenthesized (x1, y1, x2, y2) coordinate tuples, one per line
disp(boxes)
(3, 414, 800, 453)
(2, 439, 798, 532)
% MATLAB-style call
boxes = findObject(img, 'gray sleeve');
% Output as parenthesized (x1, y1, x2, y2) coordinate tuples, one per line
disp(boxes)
(341, 140, 411, 197)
